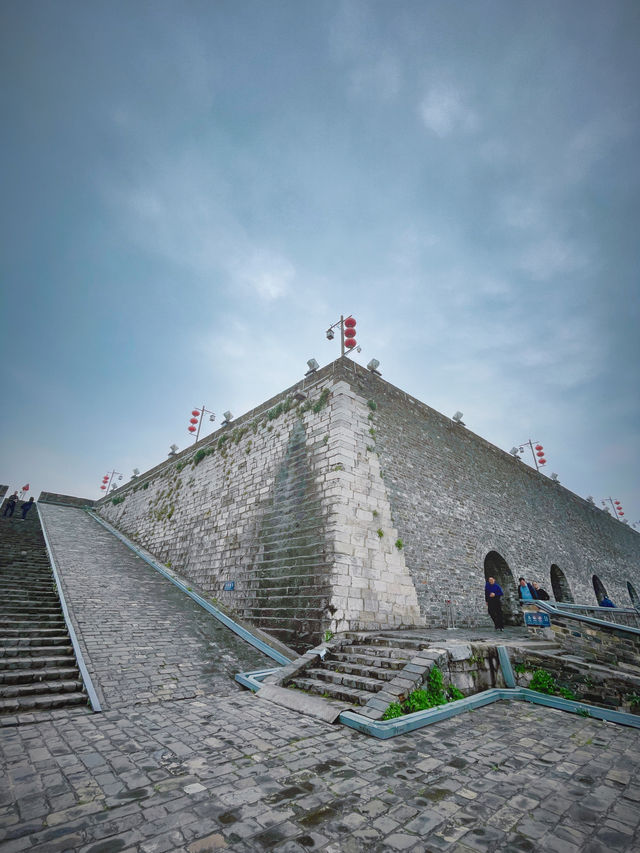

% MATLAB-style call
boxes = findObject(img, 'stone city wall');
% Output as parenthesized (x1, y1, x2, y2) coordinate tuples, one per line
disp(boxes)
(96, 358, 640, 642)
(96, 362, 421, 649)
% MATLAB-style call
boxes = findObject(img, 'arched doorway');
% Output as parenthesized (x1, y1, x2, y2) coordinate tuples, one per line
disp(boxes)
(627, 581, 639, 608)
(484, 551, 518, 625)
(592, 574, 608, 604)
(550, 564, 574, 603)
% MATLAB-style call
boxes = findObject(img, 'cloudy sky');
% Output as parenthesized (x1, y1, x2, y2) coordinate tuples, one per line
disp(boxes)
(1, 0, 638, 525)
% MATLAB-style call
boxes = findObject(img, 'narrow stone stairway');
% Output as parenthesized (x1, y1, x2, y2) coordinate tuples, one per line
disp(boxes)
(0, 504, 88, 718)
(289, 632, 431, 708)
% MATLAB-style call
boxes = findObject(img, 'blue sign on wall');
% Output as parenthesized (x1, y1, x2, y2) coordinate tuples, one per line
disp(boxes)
(223, 581, 235, 591)
(525, 612, 550, 627)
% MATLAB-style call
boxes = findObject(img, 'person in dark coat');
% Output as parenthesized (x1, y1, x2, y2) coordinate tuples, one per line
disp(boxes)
(532, 582, 550, 601)
(518, 577, 538, 601)
(20, 497, 35, 519)
(2, 492, 18, 518)
(599, 596, 615, 608)
(485, 576, 504, 631)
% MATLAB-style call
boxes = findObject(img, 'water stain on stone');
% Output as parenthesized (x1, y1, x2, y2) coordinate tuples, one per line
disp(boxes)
(267, 782, 315, 804)
(84, 841, 126, 853)
(298, 835, 316, 848)
(217, 810, 239, 825)
(115, 787, 148, 800)
(448, 757, 467, 769)
(299, 804, 338, 827)
(420, 787, 450, 802)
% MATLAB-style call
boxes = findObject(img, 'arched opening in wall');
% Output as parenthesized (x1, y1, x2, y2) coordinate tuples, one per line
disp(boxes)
(484, 551, 519, 625)
(627, 582, 639, 609)
(592, 574, 608, 604)
(550, 564, 574, 603)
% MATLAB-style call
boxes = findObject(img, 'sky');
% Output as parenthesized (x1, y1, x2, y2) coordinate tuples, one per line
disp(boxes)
(1, 0, 639, 526)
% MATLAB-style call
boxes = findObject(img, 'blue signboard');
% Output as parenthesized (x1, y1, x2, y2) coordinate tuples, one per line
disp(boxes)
(525, 612, 550, 627)
(223, 581, 235, 591)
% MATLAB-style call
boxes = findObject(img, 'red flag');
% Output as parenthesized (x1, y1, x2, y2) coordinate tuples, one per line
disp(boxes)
(22, 484, 29, 491)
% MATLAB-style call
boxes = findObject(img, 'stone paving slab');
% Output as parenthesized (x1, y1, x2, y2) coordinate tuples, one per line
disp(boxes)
(2, 694, 640, 851)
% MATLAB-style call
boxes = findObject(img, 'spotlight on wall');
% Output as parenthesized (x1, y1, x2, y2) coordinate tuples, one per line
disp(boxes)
(306, 358, 319, 375)
(586, 495, 595, 504)
(168, 444, 178, 457)
(550, 472, 560, 482)
(221, 411, 233, 426)
(509, 447, 520, 457)
(131, 468, 140, 479)
(367, 358, 381, 375)
(452, 411, 465, 425)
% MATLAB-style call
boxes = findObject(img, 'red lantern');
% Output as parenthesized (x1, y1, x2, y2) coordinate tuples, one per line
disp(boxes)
(344, 316, 356, 348)
(344, 317, 356, 328)
(539, 458, 546, 465)
(614, 500, 621, 505)
(192, 410, 200, 417)
(190, 418, 198, 424)
(188, 425, 196, 432)
(535, 445, 543, 451)
(345, 338, 356, 348)
(619, 511, 625, 516)
(344, 328, 356, 338)
(536, 451, 544, 457)
(100, 485, 106, 490)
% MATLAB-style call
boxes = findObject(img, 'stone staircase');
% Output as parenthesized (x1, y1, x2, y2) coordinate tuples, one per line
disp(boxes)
(286, 632, 440, 718)
(0, 506, 88, 718)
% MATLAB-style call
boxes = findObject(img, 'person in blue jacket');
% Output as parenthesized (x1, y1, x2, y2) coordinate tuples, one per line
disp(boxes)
(599, 596, 615, 608)
(518, 577, 538, 601)
(485, 576, 504, 631)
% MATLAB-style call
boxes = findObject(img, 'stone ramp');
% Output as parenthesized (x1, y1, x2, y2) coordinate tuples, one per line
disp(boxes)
(0, 510, 88, 719)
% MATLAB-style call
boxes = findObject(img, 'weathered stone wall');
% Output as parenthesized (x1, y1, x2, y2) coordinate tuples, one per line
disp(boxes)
(335, 361, 640, 629)
(96, 364, 422, 649)
(96, 357, 640, 640)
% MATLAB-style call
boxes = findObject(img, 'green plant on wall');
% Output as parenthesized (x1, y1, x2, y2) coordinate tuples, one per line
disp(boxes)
(377, 528, 384, 538)
(367, 400, 377, 411)
(395, 539, 403, 550)
(111, 495, 125, 505)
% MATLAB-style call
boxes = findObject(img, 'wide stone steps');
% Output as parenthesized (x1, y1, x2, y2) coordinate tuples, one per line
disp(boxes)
(1, 678, 84, 699)
(0, 691, 87, 715)
(342, 644, 415, 660)
(329, 650, 410, 671)
(0, 511, 88, 718)
(0, 634, 72, 649)
(290, 676, 372, 707)
(0, 649, 75, 667)
(321, 657, 398, 680)
(0, 665, 81, 685)
(299, 667, 388, 693)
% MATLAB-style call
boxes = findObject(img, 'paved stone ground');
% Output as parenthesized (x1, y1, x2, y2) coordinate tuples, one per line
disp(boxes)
(1, 506, 639, 852)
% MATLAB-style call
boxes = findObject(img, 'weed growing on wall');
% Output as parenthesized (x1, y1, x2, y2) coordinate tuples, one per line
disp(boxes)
(111, 495, 125, 505)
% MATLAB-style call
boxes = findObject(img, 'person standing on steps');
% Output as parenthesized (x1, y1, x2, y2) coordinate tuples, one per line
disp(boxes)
(532, 582, 550, 601)
(518, 577, 538, 601)
(485, 576, 504, 631)
(2, 491, 18, 518)
(20, 497, 35, 520)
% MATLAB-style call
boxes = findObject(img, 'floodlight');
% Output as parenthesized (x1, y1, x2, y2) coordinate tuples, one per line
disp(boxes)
(307, 358, 319, 372)
(452, 411, 464, 424)
(367, 358, 381, 375)
(509, 447, 520, 457)
(222, 411, 233, 425)
(550, 473, 559, 482)
(586, 495, 595, 504)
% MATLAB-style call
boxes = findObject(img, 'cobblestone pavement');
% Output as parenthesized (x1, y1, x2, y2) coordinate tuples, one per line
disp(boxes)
(37, 506, 275, 710)
(1, 506, 639, 852)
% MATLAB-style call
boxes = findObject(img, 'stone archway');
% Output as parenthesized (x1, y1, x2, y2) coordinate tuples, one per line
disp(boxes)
(550, 564, 574, 603)
(627, 581, 639, 608)
(484, 551, 519, 625)
(592, 574, 608, 604)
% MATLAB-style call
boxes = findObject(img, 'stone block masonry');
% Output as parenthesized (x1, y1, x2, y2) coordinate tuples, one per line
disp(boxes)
(97, 363, 422, 650)
(97, 357, 640, 645)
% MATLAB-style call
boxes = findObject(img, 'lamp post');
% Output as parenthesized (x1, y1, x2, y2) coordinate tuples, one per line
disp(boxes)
(99, 469, 123, 494)
(512, 439, 547, 472)
(187, 405, 215, 443)
(602, 497, 625, 520)
(325, 315, 358, 357)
